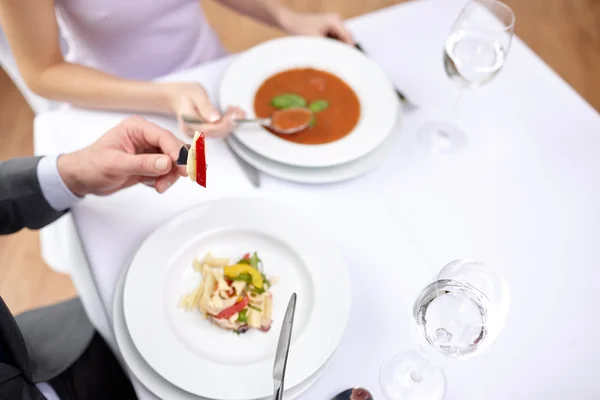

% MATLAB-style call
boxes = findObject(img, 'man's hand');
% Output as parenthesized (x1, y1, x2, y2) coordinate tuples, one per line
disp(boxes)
(57, 116, 187, 197)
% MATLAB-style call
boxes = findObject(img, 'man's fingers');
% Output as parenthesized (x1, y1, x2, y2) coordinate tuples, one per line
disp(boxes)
(124, 116, 185, 162)
(141, 178, 157, 188)
(120, 153, 173, 176)
(180, 105, 246, 138)
(155, 168, 181, 193)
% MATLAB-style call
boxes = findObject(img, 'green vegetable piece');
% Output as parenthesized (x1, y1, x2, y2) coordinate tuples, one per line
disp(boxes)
(261, 272, 271, 287)
(237, 308, 248, 323)
(249, 304, 262, 312)
(250, 286, 265, 294)
(271, 94, 307, 109)
(309, 100, 329, 113)
(308, 115, 316, 127)
(232, 272, 252, 284)
(249, 252, 262, 270)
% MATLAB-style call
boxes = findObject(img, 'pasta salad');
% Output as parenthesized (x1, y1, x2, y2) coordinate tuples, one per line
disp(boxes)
(178, 251, 277, 334)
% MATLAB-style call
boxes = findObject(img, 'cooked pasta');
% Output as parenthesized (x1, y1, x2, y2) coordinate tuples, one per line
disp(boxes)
(178, 251, 277, 334)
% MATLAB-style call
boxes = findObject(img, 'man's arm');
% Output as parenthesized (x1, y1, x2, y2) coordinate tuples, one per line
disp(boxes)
(0, 156, 79, 235)
(1, 116, 190, 235)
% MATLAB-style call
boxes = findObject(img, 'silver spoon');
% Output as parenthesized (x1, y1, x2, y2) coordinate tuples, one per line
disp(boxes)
(331, 387, 373, 400)
(181, 107, 313, 135)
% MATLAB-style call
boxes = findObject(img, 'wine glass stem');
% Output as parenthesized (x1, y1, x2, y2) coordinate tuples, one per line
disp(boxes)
(452, 88, 463, 119)
(409, 353, 430, 383)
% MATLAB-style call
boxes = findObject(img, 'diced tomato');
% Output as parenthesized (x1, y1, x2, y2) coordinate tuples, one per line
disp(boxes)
(243, 253, 251, 260)
(260, 320, 272, 332)
(216, 296, 249, 320)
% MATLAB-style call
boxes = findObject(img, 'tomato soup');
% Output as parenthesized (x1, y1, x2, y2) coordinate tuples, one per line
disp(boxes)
(253, 68, 361, 145)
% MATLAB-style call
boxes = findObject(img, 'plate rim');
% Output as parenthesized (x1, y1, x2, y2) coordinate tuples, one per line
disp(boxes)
(123, 196, 351, 399)
(219, 36, 399, 168)
(225, 103, 402, 184)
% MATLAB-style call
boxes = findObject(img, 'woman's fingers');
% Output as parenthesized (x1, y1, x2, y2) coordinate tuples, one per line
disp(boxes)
(326, 14, 354, 44)
(181, 105, 247, 139)
(184, 84, 221, 123)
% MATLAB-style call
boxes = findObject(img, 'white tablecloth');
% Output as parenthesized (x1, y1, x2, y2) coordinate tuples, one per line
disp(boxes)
(33, 0, 600, 399)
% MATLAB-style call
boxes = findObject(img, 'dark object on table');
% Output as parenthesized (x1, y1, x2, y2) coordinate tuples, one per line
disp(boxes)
(331, 387, 374, 400)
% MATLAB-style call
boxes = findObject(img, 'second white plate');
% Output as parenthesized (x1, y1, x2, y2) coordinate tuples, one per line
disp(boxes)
(123, 197, 351, 400)
(219, 36, 400, 168)
(226, 103, 402, 185)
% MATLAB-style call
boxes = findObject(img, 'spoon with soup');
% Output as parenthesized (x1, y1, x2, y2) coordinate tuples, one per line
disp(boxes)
(182, 107, 313, 135)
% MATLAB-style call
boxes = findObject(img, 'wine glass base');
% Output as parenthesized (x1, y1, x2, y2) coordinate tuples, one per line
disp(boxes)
(380, 351, 446, 400)
(416, 122, 467, 153)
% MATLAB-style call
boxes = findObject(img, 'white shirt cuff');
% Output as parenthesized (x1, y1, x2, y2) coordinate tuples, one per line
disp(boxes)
(37, 155, 81, 211)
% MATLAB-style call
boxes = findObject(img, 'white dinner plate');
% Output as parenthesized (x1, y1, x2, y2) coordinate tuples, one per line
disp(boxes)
(113, 259, 329, 400)
(123, 197, 351, 400)
(219, 36, 399, 168)
(226, 103, 402, 184)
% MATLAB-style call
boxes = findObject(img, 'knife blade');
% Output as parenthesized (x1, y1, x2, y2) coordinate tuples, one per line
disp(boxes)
(325, 33, 418, 111)
(225, 139, 261, 188)
(273, 293, 297, 400)
(353, 42, 418, 111)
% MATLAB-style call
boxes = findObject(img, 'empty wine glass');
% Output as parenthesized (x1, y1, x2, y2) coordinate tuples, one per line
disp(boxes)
(380, 259, 510, 400)
(416, 0, 515, 153)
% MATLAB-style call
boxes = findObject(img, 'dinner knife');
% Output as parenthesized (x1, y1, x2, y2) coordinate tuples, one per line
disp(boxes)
(273, 293, 297, 400)
(176, 142, 261, 188)
(225, 139, 261, 188)
(326, 34, 418, 111)
(353, 42, 418, 111)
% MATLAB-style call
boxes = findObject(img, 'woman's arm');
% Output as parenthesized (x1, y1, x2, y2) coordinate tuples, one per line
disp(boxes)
(212, 0, 290, 29)
(0, 0, 172, 114)
(212, 0, 354, 44)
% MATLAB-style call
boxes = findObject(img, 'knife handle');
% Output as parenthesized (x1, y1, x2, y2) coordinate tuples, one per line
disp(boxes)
(274, 385, 284, 400)
(326, 34, 409, 104)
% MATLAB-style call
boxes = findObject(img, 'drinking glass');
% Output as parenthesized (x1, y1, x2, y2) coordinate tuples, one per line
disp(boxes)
(416, 0, 515, 153)
(380, 259, 510, 400)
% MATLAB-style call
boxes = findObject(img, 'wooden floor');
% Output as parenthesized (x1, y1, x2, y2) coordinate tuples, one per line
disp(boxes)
(1, 0, 599, 315)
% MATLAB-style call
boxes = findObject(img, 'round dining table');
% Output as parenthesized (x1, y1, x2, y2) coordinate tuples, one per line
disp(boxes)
(33, 0, 600, 399)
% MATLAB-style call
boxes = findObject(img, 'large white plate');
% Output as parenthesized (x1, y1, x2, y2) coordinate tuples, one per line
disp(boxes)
(226, 104, 402, 184)
(219, 36, 399, 168)
(123, 197, 351, 400)
(113, 260, 328, 400)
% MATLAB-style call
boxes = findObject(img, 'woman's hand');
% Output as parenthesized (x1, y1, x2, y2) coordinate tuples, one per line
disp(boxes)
(280, 10, 354, 45)
(161, 82, 247, 139)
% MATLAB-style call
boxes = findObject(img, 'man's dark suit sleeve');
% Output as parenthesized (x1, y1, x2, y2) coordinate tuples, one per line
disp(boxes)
(0, 157, 67, 235)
